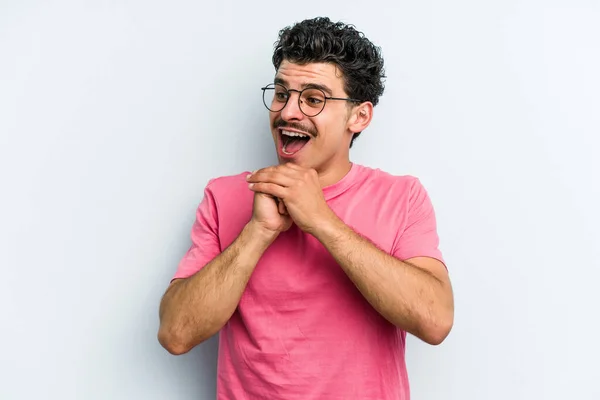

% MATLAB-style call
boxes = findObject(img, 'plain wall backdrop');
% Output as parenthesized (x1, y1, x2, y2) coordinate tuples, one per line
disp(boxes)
(1, 0, 599, 399)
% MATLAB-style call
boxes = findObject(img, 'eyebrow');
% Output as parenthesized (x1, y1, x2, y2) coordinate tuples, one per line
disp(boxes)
(274, 77, 334, 97)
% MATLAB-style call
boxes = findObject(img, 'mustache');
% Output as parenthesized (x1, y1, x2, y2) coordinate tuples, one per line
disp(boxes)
(273, 119, 318, 138)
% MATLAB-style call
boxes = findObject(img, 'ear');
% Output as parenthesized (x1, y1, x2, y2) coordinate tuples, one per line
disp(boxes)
(347, 102, 374, 134)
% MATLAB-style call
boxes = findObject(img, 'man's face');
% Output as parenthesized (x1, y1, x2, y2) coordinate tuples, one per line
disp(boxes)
(268, 60, 355, 172)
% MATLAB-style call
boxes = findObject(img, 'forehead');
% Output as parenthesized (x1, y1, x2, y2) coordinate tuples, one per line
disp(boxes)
(275, 60, 345, 92)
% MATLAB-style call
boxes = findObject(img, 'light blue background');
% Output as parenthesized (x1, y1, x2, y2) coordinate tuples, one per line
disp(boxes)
(1, 1, 599, 399)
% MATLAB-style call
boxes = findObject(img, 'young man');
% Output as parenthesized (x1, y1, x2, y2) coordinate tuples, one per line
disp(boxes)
(158, 17, 454, 400)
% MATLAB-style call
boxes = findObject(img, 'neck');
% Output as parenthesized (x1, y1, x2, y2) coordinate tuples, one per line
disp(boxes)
(316, 159, 352, 188)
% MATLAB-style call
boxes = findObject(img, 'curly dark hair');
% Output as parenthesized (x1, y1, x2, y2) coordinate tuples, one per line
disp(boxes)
(272, 17, 386, 147)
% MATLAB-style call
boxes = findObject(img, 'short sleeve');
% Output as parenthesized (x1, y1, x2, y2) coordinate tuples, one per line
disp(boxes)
(392, 178, 445, 265)
(172, 183, 222, 280)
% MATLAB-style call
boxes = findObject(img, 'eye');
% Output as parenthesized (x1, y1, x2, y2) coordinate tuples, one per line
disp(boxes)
(301, 89, 325, 107)
(306, 97, 323, 105)
(275, 91, 289, 101)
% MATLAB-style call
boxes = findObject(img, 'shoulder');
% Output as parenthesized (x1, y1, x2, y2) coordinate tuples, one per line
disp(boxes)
(350, 165, 435, 218)
(205, 170, 251, 192)
(202, 170, 254, 205)
(354, 166, 439, 231)
(197, 171, 254, 231)
(353, 164, 424, 195)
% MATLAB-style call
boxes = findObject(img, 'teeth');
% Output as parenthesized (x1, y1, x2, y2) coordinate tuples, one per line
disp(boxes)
(281, 130, 309, 138)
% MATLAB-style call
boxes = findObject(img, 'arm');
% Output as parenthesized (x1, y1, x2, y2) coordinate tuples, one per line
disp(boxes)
(312, 217, 454, 345)
(246, 164, 454, 345)
(158, 221, 275, 355)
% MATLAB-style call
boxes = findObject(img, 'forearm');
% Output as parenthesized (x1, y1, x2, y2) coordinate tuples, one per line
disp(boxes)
(158, 221, 275, 354)
(312, 216, 453, 344)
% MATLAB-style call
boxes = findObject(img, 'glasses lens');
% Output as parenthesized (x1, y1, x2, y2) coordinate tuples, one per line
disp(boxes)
(299, 88, 326, 117)
(262, 83, 288, 112)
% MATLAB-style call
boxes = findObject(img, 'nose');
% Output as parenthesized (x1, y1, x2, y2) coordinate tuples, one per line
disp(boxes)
(280, 92, 305, 121)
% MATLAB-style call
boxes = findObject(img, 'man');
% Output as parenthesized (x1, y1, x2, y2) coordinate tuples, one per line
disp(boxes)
(158, 17, 454, 400)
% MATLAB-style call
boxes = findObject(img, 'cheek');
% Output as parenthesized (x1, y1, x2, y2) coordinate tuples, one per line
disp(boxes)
(269, 113, 277, 128)
(315, 119, 346, 144)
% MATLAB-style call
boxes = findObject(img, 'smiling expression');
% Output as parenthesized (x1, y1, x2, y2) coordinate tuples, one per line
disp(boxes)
(268, 60, 366, 174)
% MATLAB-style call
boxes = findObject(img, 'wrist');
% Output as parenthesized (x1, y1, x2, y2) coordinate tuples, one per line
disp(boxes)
(309, 211, 344, 242)
(244, 220, 280, 247)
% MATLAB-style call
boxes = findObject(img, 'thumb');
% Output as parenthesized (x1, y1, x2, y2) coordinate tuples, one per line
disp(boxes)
(277, 198, 288, 215)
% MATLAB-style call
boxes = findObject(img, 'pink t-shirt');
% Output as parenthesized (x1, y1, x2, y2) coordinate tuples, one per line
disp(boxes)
(173, 163, 444, 400)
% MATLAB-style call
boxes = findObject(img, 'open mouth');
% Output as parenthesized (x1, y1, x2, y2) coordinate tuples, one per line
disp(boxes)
(279, 129, 311, 155)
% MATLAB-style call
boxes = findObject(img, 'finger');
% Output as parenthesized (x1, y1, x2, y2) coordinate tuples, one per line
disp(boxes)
(248, 182, 287, 199)
(253, 165, 278, 174)
(246, 167, 272, 181)
(247, 170, 297, 187)
(260, 164, 300, 175)
(277, 199, 288, 215)
(282, 162, 304, 171)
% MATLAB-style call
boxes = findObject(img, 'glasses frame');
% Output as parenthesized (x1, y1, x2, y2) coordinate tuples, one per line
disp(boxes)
(261, 83, 362, 117)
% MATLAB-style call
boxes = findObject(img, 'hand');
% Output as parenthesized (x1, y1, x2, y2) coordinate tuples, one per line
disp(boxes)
(250, 191, 293, 236)
(246, 164, 336, 234)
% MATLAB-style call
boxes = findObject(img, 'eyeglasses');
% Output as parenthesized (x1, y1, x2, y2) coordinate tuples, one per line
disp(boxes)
(261, 83, 362, 117)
